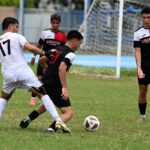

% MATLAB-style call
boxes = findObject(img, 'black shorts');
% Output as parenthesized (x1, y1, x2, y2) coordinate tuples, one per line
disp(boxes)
(138, 68, 150, 85)
(37, 62, 44, 76)
(43, 83, 71, 108)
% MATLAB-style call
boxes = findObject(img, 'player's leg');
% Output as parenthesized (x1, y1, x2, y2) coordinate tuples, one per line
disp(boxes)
(29, 75, 43, 106)
(0, 81, 16, 118)
(19, 104, 46, 128)
(20, 87, 71, 132)
(19, 69, 71, 133)
(138, 84, 148, 120)
(30, 92, 36, 106)
(0, 91, 13, 118)
(17, 65, 62, 123)
(137, 68, 150, 121)
(21, 85, 70, 132)
(47, 106, 73, 133)
(47, 87, 72, 133)
(29, 62, 43, 106)
(30, 86, 63, 121)
(59, 106, 73, 123)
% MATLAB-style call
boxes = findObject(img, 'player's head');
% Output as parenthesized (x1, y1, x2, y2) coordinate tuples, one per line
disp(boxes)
(141, 7, 150, 28)
(50, 14, 61, 32)
(2, 17, 19, 33)
(66, 30, 83, 51)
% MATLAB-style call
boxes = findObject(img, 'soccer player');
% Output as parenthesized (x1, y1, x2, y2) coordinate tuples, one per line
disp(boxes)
(19, 30, 83, 133)
(134, 7, 150, 121)
(0, 17, 70, 132)
(30, 13, 66, 105)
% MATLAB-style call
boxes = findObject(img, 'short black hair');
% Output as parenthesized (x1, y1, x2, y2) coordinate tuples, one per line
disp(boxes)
(67, 30, 83, 41)
(141, 7, 150, 15)
(50, 14, 61, 22)
(2, 17, 18, 30)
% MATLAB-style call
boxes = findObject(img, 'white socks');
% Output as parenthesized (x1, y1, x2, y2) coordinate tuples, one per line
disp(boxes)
(41, 95, 62, 122)
(0, 98, 7, 119)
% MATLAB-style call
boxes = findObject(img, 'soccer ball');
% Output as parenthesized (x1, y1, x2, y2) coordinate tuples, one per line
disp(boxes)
(83, 115, 100, 131)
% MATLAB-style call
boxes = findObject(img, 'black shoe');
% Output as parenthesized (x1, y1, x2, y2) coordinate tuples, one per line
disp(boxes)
(19, 117, 30, 128)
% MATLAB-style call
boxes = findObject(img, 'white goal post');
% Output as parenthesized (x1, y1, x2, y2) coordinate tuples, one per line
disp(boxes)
(79, 0, 149, 78)
(116, 0, 124, 78)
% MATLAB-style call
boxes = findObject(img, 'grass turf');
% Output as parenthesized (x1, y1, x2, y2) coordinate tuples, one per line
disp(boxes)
(0, 65, 150, 150)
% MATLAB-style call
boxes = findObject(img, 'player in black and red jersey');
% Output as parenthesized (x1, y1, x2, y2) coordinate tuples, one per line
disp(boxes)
(20, 30, 83, 133)
(30, 14, 66, 105)
(134, 7, 150, 121)
(0, 17, 71, 133)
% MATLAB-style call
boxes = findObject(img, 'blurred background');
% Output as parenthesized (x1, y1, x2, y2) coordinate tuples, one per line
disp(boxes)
(0, 0, 89, 43)
(0, 0, 150, 77)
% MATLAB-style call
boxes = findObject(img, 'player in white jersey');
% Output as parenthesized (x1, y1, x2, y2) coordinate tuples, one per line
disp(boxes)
(0, 17, 70, 133)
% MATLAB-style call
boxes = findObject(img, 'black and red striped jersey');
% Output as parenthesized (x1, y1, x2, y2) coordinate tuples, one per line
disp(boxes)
(134, 26, 150, 68)
(42, 45, 75, 86)
(39, 29, 66, 52)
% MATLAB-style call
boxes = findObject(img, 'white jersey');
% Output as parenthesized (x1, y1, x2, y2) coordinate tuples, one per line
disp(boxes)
(0, 32, 42, 94)
(0, 32, 27, 71)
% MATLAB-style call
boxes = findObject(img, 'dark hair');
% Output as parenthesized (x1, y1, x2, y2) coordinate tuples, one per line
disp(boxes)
(141, 7, 150, 15)
(2, 17, 18, 31)
(67, 30, 83, 41)
(50, 14, 61, 22)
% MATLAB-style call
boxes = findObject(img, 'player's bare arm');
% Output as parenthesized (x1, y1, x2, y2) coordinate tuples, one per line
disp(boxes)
(59, 62, 69, 100)
(135, 47, 145, 79)
(39, 56, 49, 74)
(24, 42, 44, 55)
(30, 43, 42, 65)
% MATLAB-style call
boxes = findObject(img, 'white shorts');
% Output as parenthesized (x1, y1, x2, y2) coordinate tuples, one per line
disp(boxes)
(2, 64, 42, 94)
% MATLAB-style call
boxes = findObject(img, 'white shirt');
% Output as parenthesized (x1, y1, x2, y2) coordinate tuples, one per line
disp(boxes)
(0, 32, 27, 71)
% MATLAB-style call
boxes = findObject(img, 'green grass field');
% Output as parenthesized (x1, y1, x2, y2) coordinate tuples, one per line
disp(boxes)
(0, 65, 150, 150)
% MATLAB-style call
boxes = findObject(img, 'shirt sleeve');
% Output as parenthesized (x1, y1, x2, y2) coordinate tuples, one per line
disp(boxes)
(17, 34, 27, 48)
(64, 52, 76, 64)
(133, 32, 141, 48)
(38, 31, 44, 45)
(62, 52, 76, 71)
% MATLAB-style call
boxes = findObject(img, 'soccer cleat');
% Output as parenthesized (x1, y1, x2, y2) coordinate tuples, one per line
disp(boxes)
(55, 121, 71, 133)
(46, 127, 56, 134)
(137, 115, 146, 122)
(19, 117, 30, 128)
(29, 98, 36, 106)
(140, 115, 146, 121)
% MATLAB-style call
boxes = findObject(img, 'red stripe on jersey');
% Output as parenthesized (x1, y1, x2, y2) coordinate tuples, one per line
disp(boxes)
(55, 31, 66, 43)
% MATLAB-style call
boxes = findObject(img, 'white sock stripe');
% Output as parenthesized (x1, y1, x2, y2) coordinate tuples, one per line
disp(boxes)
(0, 98, 7, 119)
(41, 94, 62, 122)
(0, 98, 7, 103)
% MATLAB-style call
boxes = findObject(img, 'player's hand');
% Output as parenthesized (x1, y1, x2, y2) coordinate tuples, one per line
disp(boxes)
(61, 87, 69, 100)
(49, 49, 57, 57)
(137, 68, 145, 79)
(43, 66, 48, 74)
(30, 57, 35, 65)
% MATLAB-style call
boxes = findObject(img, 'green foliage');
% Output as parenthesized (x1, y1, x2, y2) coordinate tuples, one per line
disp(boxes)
(0, 0, 34, 8)
(0, 0, 19, 7)
(24, 0, 34, 8)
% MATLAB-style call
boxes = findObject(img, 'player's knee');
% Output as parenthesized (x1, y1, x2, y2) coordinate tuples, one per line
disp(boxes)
(1, 91, 13, 100)
(63, 108, 73, 119)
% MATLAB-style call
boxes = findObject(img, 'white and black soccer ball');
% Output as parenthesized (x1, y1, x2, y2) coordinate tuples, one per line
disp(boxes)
(83, 115, 100, 131)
